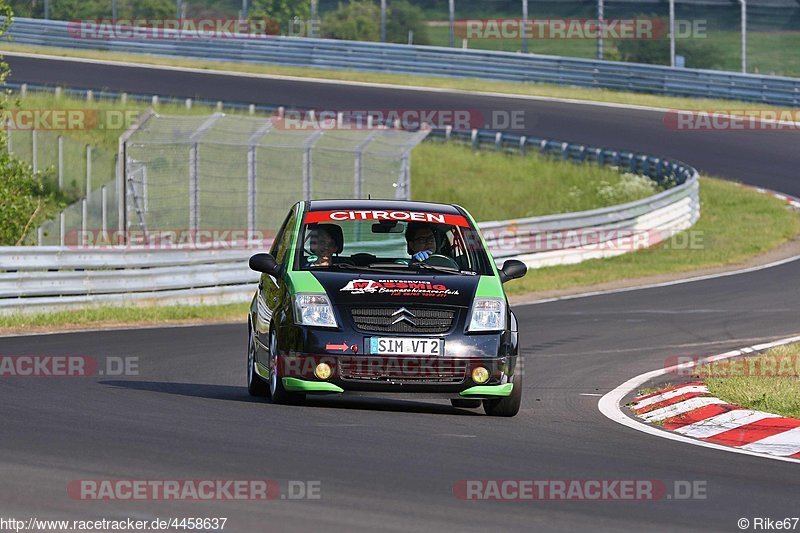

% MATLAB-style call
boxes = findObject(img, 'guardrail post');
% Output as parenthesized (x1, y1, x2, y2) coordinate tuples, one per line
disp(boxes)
(519, 136, 526, 155)
(151, 95, 159, 107)
(560, 142, 569, 160)
(494, 132, 502, 150)
(57, 135, 64, 189)
(20, 83, 27, 98)
(185, 98, 192, 109)
(32, 129, 38, 173)
(121, 93, 127, 105)
(54, 86, 62, 100)
(248, 104, 255, 115)
(471, 129, 478, 149)
(6, 120, 11, 154)
(445, 125, 452, 141)
(85, 144, 92, 199)
(37, 226, 43, 246)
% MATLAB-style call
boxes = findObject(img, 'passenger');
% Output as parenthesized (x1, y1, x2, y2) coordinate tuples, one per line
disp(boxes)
(306, 226, 338, 267)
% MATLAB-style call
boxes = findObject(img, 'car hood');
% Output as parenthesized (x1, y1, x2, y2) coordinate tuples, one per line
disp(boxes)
(311, 270, 481, 308)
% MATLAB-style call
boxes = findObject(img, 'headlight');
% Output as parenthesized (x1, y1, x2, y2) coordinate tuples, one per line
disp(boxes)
(293, 293, 338, 328)
(467, 298, 506, 332)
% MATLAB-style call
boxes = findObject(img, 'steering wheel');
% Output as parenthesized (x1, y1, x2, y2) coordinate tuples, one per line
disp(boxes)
(421, 253, 460, 270)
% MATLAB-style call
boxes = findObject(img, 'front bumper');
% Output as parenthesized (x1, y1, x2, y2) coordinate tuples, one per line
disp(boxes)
(276, 353, 516, 398)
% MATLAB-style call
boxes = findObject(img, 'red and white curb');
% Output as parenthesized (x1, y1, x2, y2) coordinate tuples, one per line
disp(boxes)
(630, 382, 800, 459)
(598, 334, 800, 464)
(752, 187, 800, 210)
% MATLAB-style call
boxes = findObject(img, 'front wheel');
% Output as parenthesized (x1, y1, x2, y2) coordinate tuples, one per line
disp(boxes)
(247, 321, 268, 397)
(268, 329, 304, 405)
(483, 361, 522, 417)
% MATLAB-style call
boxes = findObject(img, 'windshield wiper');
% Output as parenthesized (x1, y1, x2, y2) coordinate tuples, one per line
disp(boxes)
(318, 263, 409, 274)
(409, 263, 469, 275)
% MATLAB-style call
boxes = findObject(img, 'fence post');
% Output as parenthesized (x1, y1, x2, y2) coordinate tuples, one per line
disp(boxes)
(302, 130, 324, 201)
(57, 135, 64, 190)
(5, 120, 10, 154)
(189, 143, 199, 232)
(59, 212, 65, 247)
(354, 131, 380, 199)
(101, 185, 108, 237)
(81, 198, 87, 246)
(32, 129, 37, 173)
(85, 144, 92, 199)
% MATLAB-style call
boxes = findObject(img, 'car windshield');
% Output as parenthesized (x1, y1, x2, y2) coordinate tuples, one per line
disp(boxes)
(296, 209, 493, 275)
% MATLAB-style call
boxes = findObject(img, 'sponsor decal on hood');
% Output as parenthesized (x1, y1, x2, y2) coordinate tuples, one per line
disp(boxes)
(340, 279, 460, 298)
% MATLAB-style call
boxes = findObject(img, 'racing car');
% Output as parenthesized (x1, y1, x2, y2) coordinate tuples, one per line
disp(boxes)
(247, 200, 527, 416)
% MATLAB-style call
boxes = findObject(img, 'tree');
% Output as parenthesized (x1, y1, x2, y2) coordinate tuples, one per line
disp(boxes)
(249, 0, 311, 36)
(321, 0, 380, 42)
(386, 0, 429, 45)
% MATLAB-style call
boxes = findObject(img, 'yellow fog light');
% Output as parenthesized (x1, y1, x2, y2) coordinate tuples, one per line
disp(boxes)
(315, 362, 332, 380)
(471, 366, 490, 384)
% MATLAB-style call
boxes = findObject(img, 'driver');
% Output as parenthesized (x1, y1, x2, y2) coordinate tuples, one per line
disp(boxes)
(405, 223, 439, 262)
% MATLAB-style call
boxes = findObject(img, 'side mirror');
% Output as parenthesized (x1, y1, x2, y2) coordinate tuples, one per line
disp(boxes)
(499, 259, 527, 283)
(249, 253, 281, 276)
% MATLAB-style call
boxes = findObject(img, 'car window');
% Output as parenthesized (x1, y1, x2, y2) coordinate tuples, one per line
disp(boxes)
(295, 209, 493, 275)
(271, 206, 297, 266)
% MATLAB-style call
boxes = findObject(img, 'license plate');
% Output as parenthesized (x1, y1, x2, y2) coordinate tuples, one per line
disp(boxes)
(369, 337, 443, 356)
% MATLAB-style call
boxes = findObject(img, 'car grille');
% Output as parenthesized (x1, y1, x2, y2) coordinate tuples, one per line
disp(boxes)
(338, 357, 467, 383)
(350, 307, 456, 334)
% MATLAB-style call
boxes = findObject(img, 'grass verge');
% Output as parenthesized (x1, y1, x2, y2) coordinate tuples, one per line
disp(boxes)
(1, 43, 794, 114)
(0, 302, 248, 333)
(412, 142, 660, 219)
(699, 342, 800, 419)
(503, 177, 800, 295)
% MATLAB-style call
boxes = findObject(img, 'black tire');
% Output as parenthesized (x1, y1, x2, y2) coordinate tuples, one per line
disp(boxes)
(268, 328, 304, 405)
(247, 321, 268, 397)
(483, 360, 522, 417)
(451, 399, 482, 408)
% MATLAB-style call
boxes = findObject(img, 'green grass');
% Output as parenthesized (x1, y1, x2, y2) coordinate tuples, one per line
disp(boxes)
(1, 42, 794, 114)
(700, 342, 800, 419)
(427, 26, 800, 78)
(0, 302, 248, 331)
(501, 176, 800, 295)
(412, 141, 661, 220)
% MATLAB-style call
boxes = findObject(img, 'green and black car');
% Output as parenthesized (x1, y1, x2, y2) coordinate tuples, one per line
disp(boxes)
(247, 200, 527, 416)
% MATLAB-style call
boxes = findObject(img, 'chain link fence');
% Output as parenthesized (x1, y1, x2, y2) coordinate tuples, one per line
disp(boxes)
(121, 111, 430, 244)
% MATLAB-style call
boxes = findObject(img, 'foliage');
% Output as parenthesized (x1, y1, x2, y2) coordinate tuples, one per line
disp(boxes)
(321, 0, 380, 42)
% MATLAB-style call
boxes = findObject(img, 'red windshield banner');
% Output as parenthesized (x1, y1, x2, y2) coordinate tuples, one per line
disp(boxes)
(305, 210, 470, 227)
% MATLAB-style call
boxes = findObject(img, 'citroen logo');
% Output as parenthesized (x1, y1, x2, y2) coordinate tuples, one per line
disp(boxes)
(391, 307, 417, 326)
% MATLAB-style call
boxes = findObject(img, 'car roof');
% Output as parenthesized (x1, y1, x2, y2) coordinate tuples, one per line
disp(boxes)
(307, 199, 462, 215)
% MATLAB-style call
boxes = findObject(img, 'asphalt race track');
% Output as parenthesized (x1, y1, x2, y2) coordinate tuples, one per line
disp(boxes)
(2, 54, 800, 531)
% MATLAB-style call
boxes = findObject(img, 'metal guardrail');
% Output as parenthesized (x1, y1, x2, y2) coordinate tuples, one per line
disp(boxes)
(0, 124, 700, 314)
(4, 17, 800, 106)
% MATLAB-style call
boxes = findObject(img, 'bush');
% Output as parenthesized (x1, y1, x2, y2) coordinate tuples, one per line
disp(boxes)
(0, 154, 50, 245)
(321, 0, 380, 42)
